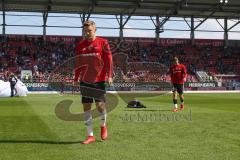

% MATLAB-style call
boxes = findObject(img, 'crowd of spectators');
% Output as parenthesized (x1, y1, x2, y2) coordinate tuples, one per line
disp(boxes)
(0, 35, 76, 82)
(0, 35, 239, 83)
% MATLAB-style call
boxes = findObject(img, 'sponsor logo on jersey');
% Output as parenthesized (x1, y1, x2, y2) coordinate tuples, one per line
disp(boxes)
(80, 52, 99, 57)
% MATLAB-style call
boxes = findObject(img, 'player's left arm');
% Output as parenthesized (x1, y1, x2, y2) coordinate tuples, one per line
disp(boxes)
(103, 40, 113, 85)
(182, 64, 188, 82)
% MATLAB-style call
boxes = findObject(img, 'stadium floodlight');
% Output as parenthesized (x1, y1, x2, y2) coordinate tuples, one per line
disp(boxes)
(220, 0, 229, 3)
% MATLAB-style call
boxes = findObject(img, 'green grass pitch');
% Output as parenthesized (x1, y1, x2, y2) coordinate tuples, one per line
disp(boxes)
(0, 93, 239, 160)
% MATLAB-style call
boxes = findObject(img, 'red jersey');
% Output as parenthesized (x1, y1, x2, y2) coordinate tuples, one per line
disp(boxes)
(74, 37, 113, 83)
(169, 63, 187, 84)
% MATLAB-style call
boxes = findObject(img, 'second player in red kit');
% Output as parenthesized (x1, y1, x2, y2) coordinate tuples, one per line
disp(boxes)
(169, 57, 187, 112)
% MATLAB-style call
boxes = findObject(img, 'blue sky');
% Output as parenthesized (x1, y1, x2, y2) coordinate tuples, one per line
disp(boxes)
(1, 12, 240, 40)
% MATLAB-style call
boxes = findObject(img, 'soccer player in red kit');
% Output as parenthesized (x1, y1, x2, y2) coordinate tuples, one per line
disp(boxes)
(169, 57, 187, 112)
(74, 20, 113, 144)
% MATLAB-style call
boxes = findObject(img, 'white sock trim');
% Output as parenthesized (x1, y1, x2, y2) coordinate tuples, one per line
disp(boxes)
(99, 109, 107, 127)
(84, 110, 93, 136)
(174, 104, 178, 108)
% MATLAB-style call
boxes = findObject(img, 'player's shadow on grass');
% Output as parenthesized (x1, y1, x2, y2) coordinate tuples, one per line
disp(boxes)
(0, 140, 81, 144)
(0, 100, 97, 145)
(0, 139, 103, 144)
(124, 109, 172, 112)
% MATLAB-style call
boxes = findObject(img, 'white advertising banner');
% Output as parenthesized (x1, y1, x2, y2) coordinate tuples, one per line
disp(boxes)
(0, 80, 28, 97)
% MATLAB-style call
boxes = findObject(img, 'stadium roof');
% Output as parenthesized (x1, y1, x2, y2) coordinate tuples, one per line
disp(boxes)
(1, 0, 240, 19)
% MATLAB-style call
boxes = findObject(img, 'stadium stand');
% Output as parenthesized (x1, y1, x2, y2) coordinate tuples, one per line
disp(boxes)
(0, 35, 240, 85)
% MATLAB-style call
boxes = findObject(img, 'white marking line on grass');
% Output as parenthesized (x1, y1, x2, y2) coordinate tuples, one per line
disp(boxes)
(28, 90, 240, 94)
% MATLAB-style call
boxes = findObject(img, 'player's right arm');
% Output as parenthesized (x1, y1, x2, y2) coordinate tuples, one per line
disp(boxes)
(73, 69, 80, 86)
(73, 42, 82, 86)
(168, 66, 173, 83)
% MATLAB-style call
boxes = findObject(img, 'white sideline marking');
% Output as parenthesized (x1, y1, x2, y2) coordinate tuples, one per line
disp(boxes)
(28, 90, 240, 94)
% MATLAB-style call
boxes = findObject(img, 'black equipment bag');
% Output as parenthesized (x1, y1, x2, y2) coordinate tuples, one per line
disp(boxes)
(127, 100, 146, 108)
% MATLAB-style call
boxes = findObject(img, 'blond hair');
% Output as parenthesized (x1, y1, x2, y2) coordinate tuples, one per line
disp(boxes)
(174, 57, 179, 62)
(83, 20, 96, 28)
